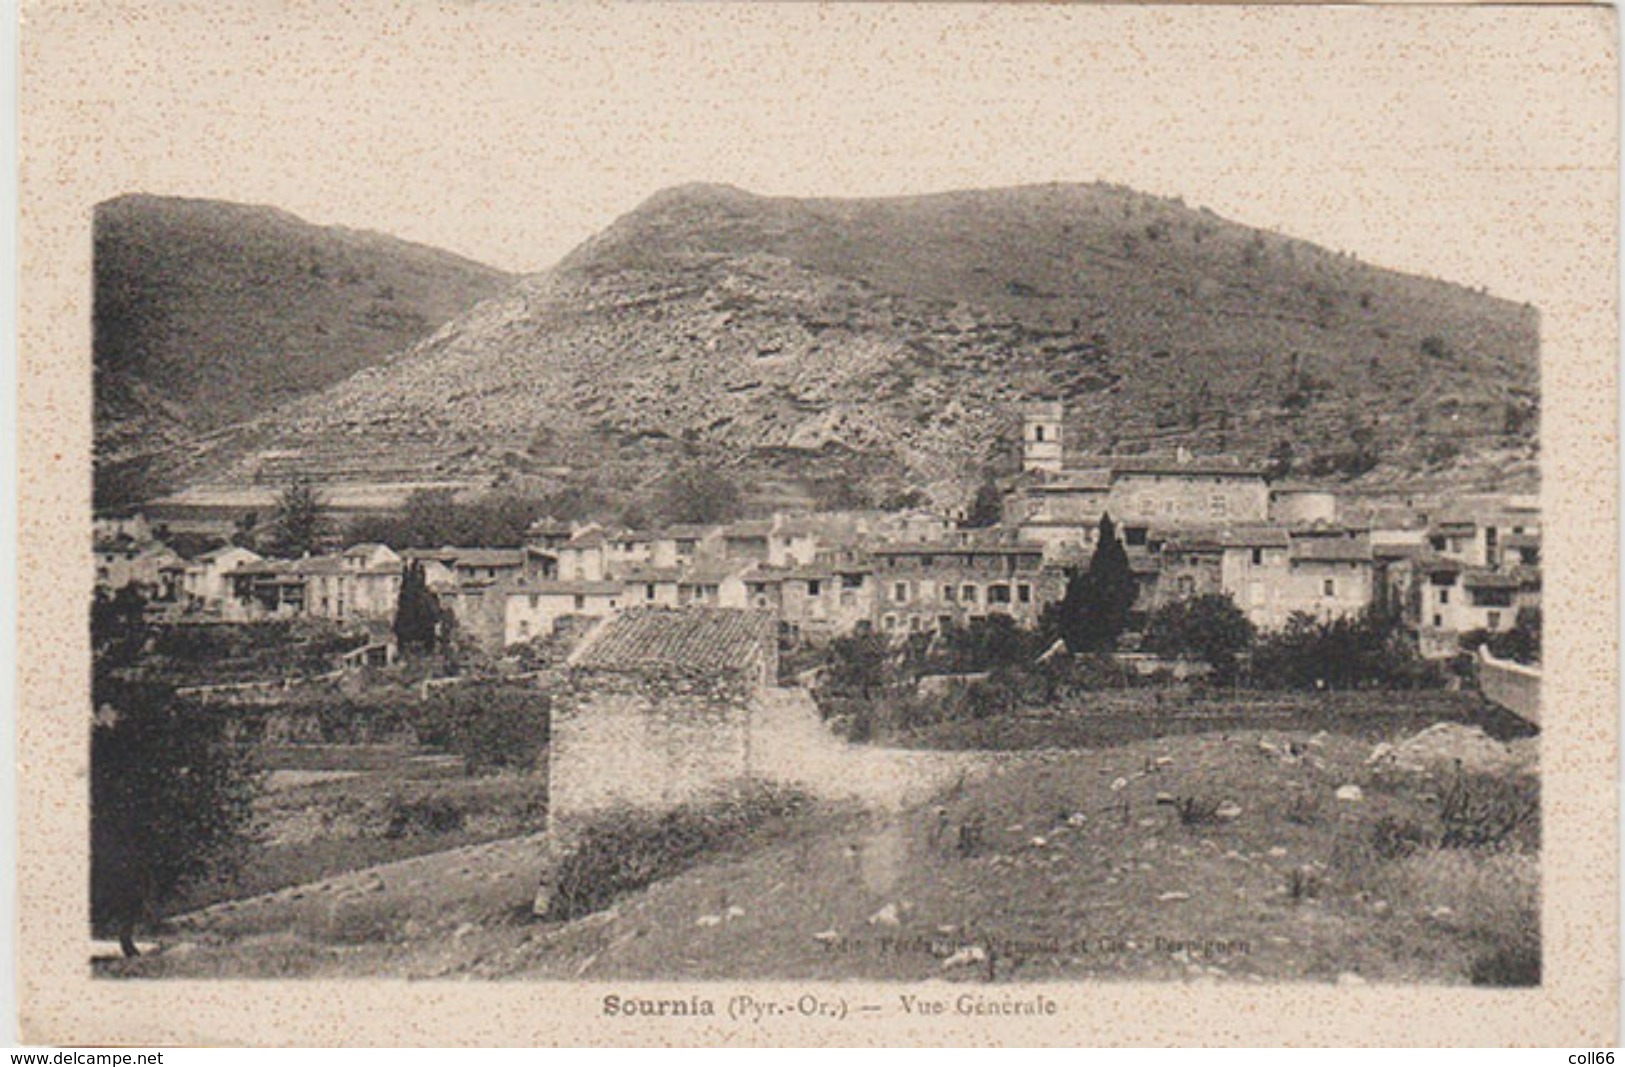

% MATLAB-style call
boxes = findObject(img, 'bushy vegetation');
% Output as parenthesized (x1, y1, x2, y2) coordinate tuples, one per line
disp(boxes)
(346, 487, 608, 549)
(1252, 605, 1445, 691)
(1142, 594, 1255, 684)
(544, 782, 812, 920)
(1463, 607, 1541, 666)
(92, 676, 262, 954)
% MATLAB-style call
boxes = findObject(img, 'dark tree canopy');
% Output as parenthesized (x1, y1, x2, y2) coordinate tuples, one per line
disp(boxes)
(91, 675, 260, 955)
(658, 463, 744, 527)
(393, 559, 443, 654)
(963, 478, 1004, 529)
(1043, 513, 1137, 653)
(266, 479, 330, 558)
(1142, 593, 1256, 683)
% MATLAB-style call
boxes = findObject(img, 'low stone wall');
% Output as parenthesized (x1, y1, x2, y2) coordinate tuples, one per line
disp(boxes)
(1478, 646, 1541, 727)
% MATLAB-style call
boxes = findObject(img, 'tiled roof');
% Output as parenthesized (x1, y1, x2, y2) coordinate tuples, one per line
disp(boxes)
(722, 520, 775, 539)
(1215, 528, 1291, 549)
(662, 524, 717, 540)
(1290, 538, 1373, 563)
(1464, 570, 1522, 590)
(503, 580, 623, 598)
(444, 547, 526, 567)
(1503, 533, 1542, 549)
(869, 540, 1046, 556)
(568, 608, 773, 675)
(617, 565, 685, 583)
(1030, 471, 1112, 492)
(1071, 456, 1268, 478)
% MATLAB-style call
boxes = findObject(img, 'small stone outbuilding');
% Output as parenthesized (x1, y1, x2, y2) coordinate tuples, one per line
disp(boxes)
(547, 607, 785, 833)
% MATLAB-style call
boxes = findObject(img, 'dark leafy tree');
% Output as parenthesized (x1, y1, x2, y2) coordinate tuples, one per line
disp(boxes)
(1253, 604, 1441, 690)
(1044, 513, 1139, 653)
(266, 479, 330, 558)
(823, 630, 895, 698)
(963, 478, 1004, 529)
(658, 463, 743, 526)
(393, 560, 443, 654)
(91, 676, 260, 955)
(1142, 593, 1257, 684)
(1465, 607, 1541, 666)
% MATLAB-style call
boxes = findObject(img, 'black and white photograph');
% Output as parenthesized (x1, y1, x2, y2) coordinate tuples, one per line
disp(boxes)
(15, 0, 1618, 1047)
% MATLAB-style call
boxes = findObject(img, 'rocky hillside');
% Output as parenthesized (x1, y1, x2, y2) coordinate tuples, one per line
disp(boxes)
(167, 182, 1540, 510)
(94, 195, 514, 505)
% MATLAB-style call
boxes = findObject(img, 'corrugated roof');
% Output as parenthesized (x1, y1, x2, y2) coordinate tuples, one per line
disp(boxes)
(568, 608, 773, 675)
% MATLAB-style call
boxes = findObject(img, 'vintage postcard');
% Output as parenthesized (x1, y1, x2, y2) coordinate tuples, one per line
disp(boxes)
(15, 0, 1619, 1047)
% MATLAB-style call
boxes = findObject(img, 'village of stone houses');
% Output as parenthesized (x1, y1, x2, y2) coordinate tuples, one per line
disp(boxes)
(91, 183, 1542, 987)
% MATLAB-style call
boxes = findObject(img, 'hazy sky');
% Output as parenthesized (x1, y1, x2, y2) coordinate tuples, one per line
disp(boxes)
(25, 1, 1616, 301)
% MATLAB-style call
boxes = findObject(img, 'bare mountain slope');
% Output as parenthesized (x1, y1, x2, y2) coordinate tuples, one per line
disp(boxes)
(94, 194, 515, 505)
(173, 182, 1539, 509)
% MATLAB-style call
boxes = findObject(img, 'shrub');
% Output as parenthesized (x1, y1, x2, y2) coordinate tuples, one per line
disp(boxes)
(92, 676, 261, 954)
(1438, 771, 1539, 850)
(405, 684, 551, 775)
(544, 782, 812, 920)
(382, 795, 467, 838)
(1174, 795, 1222, 828)
(1252, 605, 1445, 691)
(1142, 593, 1256, 684)
(1371, 815, 1430, 860)
(1471, 942, 1541, 987)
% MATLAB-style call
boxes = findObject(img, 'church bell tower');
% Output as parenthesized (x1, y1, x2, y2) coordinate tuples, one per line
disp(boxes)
(1021, 399, 1065, 474)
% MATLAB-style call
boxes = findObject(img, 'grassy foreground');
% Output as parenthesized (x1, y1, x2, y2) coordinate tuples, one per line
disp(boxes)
(103, 713, 1537, 984)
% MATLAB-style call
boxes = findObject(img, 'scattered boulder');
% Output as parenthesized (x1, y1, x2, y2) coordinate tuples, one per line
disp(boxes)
(941, 945, 988, 969)
(1370, 723, 1535, 776)
(1335, 785, 1364, 802)
(868, 903, 901, 927)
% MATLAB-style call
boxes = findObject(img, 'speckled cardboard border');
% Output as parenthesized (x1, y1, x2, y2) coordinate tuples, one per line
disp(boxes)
(16, 1, 1619, 1046)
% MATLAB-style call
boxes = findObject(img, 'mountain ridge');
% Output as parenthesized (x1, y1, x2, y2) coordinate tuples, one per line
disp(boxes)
(94, 194, 516, 506)
(153, 181, 1541, 512)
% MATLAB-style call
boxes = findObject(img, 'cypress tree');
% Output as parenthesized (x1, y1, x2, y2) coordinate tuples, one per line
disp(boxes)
(393, 560, 440, 654)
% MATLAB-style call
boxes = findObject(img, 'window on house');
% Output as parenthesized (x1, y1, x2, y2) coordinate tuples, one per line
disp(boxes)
(1433, 614, 1443, 628)
(842, 574, 862, 590)
(1034, 425, 1046, 442)
(1017, 584, 1032, 603)
(883, 614, 898, 631)
(807, 579, 821, 597)
(921, 556, 934, 568)
(1252, 548, 1264, 566)
(1440, 589, 1450, 605)
(962, 584, 978, 603)
(645, 584, 656, 600)
(1323, 579, 1336, 598)
(1488, 611, 1502, 629)
(989, 584, 1011, 604)
(574, 595, 586, 610)
(893, 582, 908, 602)
(1177, 575, 1195, 596)
(943, 584, 956, 602)
(938, 615, 953, 631)
(909, 616, 922, 632)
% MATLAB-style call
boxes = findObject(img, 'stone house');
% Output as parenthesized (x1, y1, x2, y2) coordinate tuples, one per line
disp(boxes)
(868, 535, 1051, 636)
(502, 580, 624, 647)
(618, 565, 684, 609)
(181, 545, 263, 612)
(1213, 528, 1374, 631)
(1268, 484, 1340, 525)
(547, 607, 781, 831)
(1417, 559, 1541, 657)
(555, 528, 608, 582)
(94, 536, 182, 598)
(777, 548, 877, 642)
